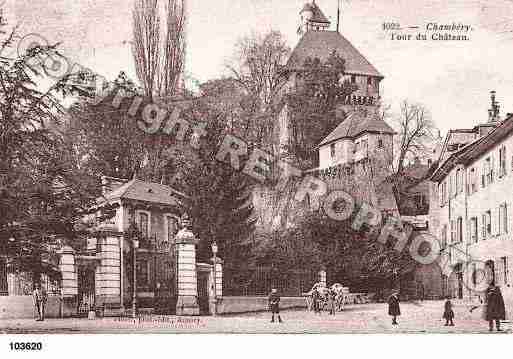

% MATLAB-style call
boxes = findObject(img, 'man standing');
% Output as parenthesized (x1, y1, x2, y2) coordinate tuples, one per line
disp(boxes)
(485, 283, 506, 332)
(268, 288, 282, 323)
(33, 283, 48, 321)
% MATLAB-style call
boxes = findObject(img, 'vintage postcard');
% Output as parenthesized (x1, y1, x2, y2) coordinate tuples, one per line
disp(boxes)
(1, 0, 513, 344)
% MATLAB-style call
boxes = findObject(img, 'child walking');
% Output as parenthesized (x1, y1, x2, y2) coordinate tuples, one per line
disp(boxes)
(388, 291, 401, 325)
(443, 297, 455, 326)
(268, 288, 282, 323)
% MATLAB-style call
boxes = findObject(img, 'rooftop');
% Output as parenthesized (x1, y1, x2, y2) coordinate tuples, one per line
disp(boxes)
(286, 31, 383, 77)
(101, 179, 187, 207)
(300, 1, 330, 24)
(318, 110, 396, 147)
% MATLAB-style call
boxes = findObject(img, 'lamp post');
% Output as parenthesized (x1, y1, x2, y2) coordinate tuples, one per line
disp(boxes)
(132, 238, 139, 318)
(211, 241, 218, 316)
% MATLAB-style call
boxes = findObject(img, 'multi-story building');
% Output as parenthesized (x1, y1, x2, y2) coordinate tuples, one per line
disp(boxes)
(277, 1, 384, 157)
(430, 93, 513, 300)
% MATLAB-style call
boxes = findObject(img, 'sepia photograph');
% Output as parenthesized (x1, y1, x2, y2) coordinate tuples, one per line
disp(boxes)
(1, 0, 513, 349)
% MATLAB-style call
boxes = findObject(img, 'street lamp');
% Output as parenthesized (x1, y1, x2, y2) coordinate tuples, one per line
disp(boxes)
(132, 238, 139, 319)
(211, 241, 218, 316)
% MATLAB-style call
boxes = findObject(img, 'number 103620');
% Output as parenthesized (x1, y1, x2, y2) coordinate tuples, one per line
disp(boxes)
(9, 342, 43, 351)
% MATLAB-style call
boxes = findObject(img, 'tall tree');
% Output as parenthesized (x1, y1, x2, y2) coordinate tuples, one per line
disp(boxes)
(226, 30, 290, 149)
(177, 98, 257, 272)
(132, 0, 186, 100)
(395, 100, 436, 176)
(0, 21, 114, 284)
(286, 51, 357, 168)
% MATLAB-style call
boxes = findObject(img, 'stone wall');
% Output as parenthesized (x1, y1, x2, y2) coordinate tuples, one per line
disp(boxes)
(216, 296, 306, 315)
(0, 296, 62, 319)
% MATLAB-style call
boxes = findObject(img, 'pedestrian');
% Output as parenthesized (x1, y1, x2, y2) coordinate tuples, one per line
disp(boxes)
(33, 283, 47, 321)
(268, 288, 282, 323)
(388, 291, 400, 325)
(443, 297, 455, 326)
(484, 283, 506, 332)
(312, 288, 321, 314)
(327, 287, 336, 315)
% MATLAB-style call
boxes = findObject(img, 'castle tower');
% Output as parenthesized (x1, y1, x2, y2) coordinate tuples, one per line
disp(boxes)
(278, 1, 385, 157)
(298, 1, 331, 35)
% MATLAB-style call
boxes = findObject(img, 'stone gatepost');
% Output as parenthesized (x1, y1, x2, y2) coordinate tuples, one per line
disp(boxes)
(175, 214, 200, 316)
(60, 246, 77, 297)
(318, 269, 327, 287)
(96, 229, 123, 310)
(59, 246, 77, 317)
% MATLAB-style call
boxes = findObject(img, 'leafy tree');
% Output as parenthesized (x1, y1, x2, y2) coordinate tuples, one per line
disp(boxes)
(0, 20, 114, 284)
(177, 99, 256, 271)
(286, 51, 357, 168)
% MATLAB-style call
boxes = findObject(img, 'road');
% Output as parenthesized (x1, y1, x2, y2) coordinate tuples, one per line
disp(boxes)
(0, 301, 510, 334)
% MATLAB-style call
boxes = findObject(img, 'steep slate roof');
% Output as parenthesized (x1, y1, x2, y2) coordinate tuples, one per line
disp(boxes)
(102, 179, 187, 207)
(301, 2, 330, 24)
(318, 111, 396, 147)
(286, 31, 383, 77)
(431, 114, 513, 182)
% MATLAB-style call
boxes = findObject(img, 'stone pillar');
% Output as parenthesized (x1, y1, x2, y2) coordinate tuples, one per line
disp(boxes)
(318, 269, 327, 287)
(175, 215, 200, 316)
(59, 246, 77, 297)
(97, 230, 122, 308)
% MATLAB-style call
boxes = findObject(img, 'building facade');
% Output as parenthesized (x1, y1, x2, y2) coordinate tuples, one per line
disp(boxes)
(430, 94, 513, 301)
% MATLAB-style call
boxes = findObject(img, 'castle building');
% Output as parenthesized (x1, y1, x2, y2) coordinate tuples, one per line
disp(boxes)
(277, 1, 385, 157)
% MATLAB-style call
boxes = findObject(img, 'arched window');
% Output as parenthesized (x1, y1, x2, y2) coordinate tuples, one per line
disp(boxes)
(166, 216, 179, 242)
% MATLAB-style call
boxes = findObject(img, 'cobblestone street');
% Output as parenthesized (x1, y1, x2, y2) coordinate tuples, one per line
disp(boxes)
(1, 301, 511, 334)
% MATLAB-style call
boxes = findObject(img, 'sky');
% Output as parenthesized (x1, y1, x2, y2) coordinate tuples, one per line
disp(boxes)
(5, 0, 513, 134)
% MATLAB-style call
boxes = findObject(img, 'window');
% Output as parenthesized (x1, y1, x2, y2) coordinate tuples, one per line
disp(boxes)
(482, 214, 487, 239)
(166, 216, 178, 242)
(502, 257, 509, 285)
(470, 217, 478, 243)
(481, 162, 486, 188)
(330, 143, 336, 158)
(367, 77, 372, 86)
(499, 203, 508, 235)
(351, 75, 356, 83)
(485, 210, 492, 237)
(414, 194, 426, 208)
(485, 157, 494, 184)
(455, 170, 460, 194)
(137, 211, 150, 238)
(499, 146, 507, 177)
(469, 168, 477, 194)
(378, 138, 383, 148)
(441, 224, 448, 249)
(457, 217, 463, 243)
(361, 139, 368, 153)
(450, 220, 456, 243)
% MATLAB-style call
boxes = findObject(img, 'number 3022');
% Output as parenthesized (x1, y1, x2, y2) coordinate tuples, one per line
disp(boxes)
(9, 342, 43, 351)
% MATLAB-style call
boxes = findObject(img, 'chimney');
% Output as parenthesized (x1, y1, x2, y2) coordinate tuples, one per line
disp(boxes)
(488, 90, 501, 123)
